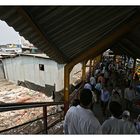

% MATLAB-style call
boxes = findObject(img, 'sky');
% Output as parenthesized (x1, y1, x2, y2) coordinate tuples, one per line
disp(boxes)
(0, 20, 21, 45)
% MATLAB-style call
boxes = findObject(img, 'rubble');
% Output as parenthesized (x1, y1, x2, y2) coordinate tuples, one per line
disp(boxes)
(0, 80, 63, 134)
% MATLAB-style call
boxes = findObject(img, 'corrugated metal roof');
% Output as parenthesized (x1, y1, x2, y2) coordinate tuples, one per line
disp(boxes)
(111, 22, 140, 59)
(0, 6, 139, 63)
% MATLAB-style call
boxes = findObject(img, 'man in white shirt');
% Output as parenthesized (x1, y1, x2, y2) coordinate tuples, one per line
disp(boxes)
(135, 114, 140, 134)
(64, 89, 102, 134)
(124, 86, 135, 101)
(102, 101, 138, 134)
(101, 101, 123, 134)
(120, 110, 138, 134)
(124, 85, 135, 110)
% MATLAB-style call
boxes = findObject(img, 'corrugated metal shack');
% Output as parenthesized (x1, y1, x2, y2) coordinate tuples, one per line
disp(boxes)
(1, 54, 82, 97)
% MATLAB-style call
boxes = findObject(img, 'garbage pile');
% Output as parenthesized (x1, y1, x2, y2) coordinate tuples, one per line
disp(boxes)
(0, 80, 63, 134)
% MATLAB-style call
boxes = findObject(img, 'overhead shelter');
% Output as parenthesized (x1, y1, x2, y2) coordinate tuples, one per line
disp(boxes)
(0, 6, 140, 113)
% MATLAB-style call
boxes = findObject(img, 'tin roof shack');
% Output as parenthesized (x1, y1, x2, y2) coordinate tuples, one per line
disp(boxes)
(0, 60, 5, 80)
(1, 54, 82, 99)
(0, 44, 22, 54)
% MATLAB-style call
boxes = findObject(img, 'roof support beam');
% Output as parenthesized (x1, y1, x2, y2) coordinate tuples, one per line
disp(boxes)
(66, 13, 140, 70)
(111, 46, 123, 55)
(64, 65, 72, 115)
(82, 60, 86, 82)
(111, 44, 132, 56)
(133, 58, 137, 77)
(119, 40, 139, 59)
(16, 7, 67, 63)
(121, 38, 140, 56)
(89, 59, 92, 79)
(118, 43, 136, 58)
(64, 13, 140, 113)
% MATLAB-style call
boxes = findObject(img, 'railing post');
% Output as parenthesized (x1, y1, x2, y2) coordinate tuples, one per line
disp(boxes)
(43, 106, 48, 134)
(64, 65, 72, 115)
(89, 59, 92, 78)
(82, 60, 86, 82)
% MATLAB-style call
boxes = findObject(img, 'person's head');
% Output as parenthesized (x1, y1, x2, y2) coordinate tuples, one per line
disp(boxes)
(72, 99, 80, 107)
(80, 89, 93, 108)
(113, 90, 119, 95)
(109, 101, 123, 119)
(122, 110, 130, 121)
(129, 85, 133, 90)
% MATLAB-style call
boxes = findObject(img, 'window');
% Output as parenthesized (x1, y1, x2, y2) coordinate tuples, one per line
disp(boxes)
(39, 64, 44, 71)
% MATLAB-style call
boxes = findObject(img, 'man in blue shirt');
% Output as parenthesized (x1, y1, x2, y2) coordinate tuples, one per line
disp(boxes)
(101, 86, 110, 116)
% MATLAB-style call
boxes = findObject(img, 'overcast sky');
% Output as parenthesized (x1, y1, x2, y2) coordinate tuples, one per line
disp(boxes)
(0, 20, 21, 45)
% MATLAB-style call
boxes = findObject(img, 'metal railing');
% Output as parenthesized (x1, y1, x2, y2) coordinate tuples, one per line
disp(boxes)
(69, 82, 84, 104)
(0, 101, 64, 134)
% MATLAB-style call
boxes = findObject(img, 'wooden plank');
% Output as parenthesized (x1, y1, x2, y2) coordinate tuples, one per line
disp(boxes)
(82, 61, 86, 82)
(64, 65, 71, 115)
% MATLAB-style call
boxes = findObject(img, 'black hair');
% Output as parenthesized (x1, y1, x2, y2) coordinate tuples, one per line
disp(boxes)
(72, 99, 80, 106)
(80, 89, 92, 106)
(114, 90, 121, 97)
(109, 101, 123, 119)
(129, 85, 133, 90)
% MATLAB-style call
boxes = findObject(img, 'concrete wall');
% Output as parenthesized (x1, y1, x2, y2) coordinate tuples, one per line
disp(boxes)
(2, 56, 82, 93)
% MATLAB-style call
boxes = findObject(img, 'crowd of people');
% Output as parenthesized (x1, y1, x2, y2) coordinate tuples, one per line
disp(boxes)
(64, 57, 140, 134)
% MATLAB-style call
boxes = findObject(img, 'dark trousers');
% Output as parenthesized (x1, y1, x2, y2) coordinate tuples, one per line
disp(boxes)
(125, 99, 132, 110)
(95, 90, 101, 103)
(101, 101, 108, 116)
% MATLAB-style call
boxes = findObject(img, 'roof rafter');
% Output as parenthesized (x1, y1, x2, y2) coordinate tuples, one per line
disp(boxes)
(124, 37, 140, 50)
(117, 43, 136, 58)
(66, 12, 140, 69)
(121, 38, 140, 50)
(112, 43, 132, 57)
(16, 6, 68, 63)
(119, 39, 140, 58)
(110, 46, 123, 55)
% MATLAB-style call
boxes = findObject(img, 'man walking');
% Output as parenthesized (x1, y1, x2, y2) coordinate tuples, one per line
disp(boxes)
(64, 89, 102, 134)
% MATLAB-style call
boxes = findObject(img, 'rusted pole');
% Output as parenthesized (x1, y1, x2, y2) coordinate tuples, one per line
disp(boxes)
(64, 65, 72, 115)
(89, 59, 92, 78)
(43, 106, 48, 134)
(82, 60, 86, 82)
(91, 59, 94, 76)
